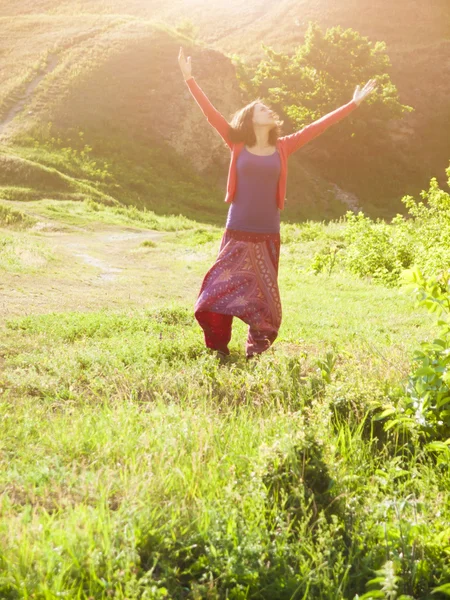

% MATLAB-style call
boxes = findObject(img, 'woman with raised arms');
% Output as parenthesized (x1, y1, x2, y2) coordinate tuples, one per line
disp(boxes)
(178, 46, 376, 360)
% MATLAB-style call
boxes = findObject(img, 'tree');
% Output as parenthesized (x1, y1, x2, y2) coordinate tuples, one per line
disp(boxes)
(233, 22, 412, 145)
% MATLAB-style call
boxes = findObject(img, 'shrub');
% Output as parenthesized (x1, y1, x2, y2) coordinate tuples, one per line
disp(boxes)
(400, 168, 450, 278)
(338, 164, 450, 287)
(376, 267, 450, 443)
(343, 211, 413, 286)
(311, 241, 344, 276)
(0, 204, 35, 228)
(401, 267, 450, 440)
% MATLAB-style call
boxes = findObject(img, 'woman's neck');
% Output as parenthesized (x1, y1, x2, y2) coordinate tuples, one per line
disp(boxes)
(252, 126, 272, 148)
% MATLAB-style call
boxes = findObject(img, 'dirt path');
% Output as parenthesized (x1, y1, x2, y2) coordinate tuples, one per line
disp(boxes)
(0, 214, 180, 320)
(0, 53, 59, 137)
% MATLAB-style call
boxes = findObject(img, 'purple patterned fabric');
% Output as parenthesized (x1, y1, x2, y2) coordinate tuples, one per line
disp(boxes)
(195, 229, 282, 356)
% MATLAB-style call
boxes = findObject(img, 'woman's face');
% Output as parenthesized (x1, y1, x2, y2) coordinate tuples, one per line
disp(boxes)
(252, 103, 276, 127)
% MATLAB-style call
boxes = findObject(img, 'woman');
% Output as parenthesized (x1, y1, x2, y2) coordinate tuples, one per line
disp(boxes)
(178, 46, 376, 360)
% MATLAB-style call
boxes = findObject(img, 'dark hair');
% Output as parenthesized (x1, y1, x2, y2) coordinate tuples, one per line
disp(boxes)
(228, 98, 284, 146)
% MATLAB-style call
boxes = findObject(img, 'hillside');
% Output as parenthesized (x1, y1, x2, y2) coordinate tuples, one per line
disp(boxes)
(4, 0, 450, 45)
(0, 16, 346, 222)
(0, 1, 449, 220)
(207, 0, 450, 205)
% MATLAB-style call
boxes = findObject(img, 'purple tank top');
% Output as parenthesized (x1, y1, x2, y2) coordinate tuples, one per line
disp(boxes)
(225, 146, 281, 233)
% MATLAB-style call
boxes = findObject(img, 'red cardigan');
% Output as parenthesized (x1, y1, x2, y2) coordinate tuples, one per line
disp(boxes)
(185, 76, 358, 210)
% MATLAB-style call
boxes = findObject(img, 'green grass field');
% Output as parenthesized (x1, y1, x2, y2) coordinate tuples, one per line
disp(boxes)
(1, 3, 450, 596)
(1, 199, 449, 599)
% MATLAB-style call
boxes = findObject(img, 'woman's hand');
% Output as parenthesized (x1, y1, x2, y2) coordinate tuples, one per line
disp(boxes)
(178, 46, 192, 81)
(353, 79, 378, 106)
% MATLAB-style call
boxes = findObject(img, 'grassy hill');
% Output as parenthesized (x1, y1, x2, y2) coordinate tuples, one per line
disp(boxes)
(4, 0, 450, 45)
(0, 15, 346, 222)
(0, 1, 449, 221)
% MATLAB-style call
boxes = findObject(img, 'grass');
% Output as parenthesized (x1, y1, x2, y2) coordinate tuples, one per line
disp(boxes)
(0, 6, 449, 597)
(1, 202, 449, 598)
(0, 301, 447, 598)
(0, 135, 229, 225)
(0, 230, 57, 273)
(0, 203, 35, 229)
(28, 199, 200, 231)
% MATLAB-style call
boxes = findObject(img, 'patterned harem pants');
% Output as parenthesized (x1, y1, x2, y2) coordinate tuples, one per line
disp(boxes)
(194, 228, 282, 357)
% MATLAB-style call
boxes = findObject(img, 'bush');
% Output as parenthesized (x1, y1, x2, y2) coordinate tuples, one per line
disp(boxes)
(331, 163, 450, 287)
(311, 241, 344, 276)
(343, 211, 413, 286)
(402, 267, 450, 440)
(401, 169, 450, 278)
(0, 204, 35, 228)
(375, 267, 450, 443)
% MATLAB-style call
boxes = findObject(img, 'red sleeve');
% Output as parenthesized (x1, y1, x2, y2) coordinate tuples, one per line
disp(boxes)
(279, 100, 358, 156)
(185, 77, 233, 150)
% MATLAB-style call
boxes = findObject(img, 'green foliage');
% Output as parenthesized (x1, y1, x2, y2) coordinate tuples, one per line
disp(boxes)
(0, 147, 118, 205)
(400, 268, 450, 439)
(400, 168, 450, 278)
(174, 18, 200, 41)
(0, 230, 55, 272)
(86, 200, 196, 231)
(34, 198, 198, 231)
(343, 211, 414, 286)
(359, 560, 405, 600)
(373, 266, 450, 444)
(0, 300, 449, 597)
(281, 220, 327, 244)
(174, 226, 222, 246)
(33, 128, 113, 183)
(7, 306, 194, 342)
(432, 583, 450, 597)
(2, 199, 450, 598)
(7, 121, 228, 225)
(141, 239, 156, 248)
(0, 203, 35, 228)
(311, 241, 343, 276)
(235, 22, 411, 139)
(263, 437, 334, 526)
(336, 164, 450, 287)
(315, 350, 338, 384)
(0, 150, 72, 191)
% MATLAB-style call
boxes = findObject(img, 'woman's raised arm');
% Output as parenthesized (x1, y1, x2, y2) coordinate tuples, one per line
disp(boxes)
(178, 47, 233, 150)
(280, 79, 377, 157)
(279, 100, 358, 156)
